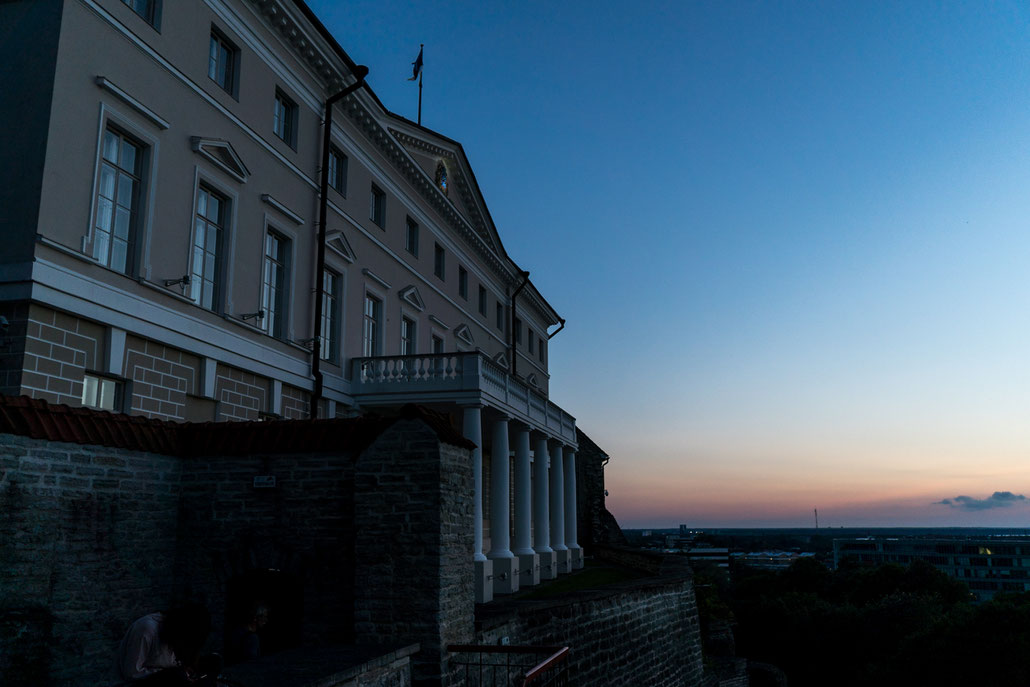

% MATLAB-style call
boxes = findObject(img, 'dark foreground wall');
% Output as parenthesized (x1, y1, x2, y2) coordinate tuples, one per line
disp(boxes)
(476, 562, 705, 687)
(0, 434, 181, 685)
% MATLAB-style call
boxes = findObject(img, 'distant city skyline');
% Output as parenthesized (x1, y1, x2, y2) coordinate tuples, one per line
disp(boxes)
(310, 0, 1030, 528)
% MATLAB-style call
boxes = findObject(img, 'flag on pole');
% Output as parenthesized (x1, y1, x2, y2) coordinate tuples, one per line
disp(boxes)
(408, 45, 423, 81)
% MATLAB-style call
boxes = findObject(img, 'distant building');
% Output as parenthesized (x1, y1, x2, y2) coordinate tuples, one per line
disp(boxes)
(685, 547, 730, 569)
(733, 551, 813, 571)
(834, 537, 1030, 601)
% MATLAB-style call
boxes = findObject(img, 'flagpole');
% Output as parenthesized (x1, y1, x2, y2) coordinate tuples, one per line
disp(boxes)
(417, 44, 424, 125)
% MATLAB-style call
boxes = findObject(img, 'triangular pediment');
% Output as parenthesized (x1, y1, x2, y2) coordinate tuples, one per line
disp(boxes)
(493, 352, 509, 369)
(326, 231, 355, 263)
(398, 285, 425, 312)
(387, 126, 502, 254)
(191, 137, 249, 182)
(454, 324, 474, 347)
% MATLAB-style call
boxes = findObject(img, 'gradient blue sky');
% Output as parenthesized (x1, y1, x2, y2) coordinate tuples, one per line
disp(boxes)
(309, 1, 1030, 528)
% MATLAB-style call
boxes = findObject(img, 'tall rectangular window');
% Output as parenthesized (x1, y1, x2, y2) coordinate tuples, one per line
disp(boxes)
(496, 302, 504, 331)
(478, 286, 487, 316)
(93, 128, 142, 274)
(369, 184, 385, 227)
(528, 330, 535, 354)
(514, 318, 522, 345)
(363, 294, 381, 357)
(539, 338, 545, 363)
(208, 28, 239, 96)
(262, 231, 289, 338)
(320, 270, 339, 361)
(122, 0, 159, 28)
(406, 217, 419, 257)
(432, 335, 444, 354)
(190, 185, 226, 311)
(401, 316, 416, 355)
(434, 243, 445, 280)
(458, 266, 468, 300)
(273, 89, 297, 148)
(328, 146, 347, 195)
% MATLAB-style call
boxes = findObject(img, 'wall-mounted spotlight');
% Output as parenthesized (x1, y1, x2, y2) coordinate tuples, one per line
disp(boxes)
(240, 310, 265, 321)
(163, 275, 190, 287)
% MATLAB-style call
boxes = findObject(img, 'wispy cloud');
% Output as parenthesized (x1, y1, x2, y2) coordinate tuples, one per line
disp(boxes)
(933, 491, 1028, 511)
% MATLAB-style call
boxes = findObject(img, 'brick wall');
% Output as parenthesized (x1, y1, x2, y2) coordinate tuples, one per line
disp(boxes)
(175, 450, 357, 651)
(477, 564, 706, 687)
(354, 419, 475, 687)
(124, 337, 200, 421)
(215, 364, 269, 421)
(19, 304, 103, 406)
(0, 433, 181, 686)
(280, 383, 311, 419)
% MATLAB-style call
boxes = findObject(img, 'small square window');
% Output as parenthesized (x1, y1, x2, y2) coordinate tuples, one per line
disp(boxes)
(208, 28, 240, 96)
(273, 89, 298, 148)
(122, 0, 160, 29)
(406, 217, 419, 257)
(370, 184, 385, 227)
(82, 373, 121, 411)
(458, 266, 468, 300)
(328, 146, 347, 195)
(478, 286, 487, 316)
(434, 243, 445, 280)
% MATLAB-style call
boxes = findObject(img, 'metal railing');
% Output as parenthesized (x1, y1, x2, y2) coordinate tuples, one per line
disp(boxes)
(448, 644, 570, 687)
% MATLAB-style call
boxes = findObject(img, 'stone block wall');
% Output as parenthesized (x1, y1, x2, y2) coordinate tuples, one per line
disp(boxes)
(355, 419, 475, 687)
(477, 569, 706, 687)
(215, 363, 270, 421)
(0, 301, 30, 397)
(175, 450, 357, 650)
(124, 337, 201, 421)
(0, 433, 182, 686)
(576, 429, 627, 548)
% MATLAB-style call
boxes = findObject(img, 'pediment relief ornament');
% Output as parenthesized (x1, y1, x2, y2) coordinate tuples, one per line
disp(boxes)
(399, 285, 426, 312)
(326, 230, 355, 262)
(455, 324, 474, 347)
(191, 137, 249, 183)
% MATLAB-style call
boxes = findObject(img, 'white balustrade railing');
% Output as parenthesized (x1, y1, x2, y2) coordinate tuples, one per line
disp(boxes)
(352, 351, 577, 442)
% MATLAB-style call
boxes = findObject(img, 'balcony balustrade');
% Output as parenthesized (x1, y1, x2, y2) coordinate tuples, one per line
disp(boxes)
(352, 351, 576, 442)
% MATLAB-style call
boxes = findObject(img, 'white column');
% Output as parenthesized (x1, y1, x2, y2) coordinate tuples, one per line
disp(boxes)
(462, 405, 492, 603)
(488, 415, 518, 594)
(549, 441, 569, 574)
(513, 424, 534, 555)
(513, 424, 539, 586)
(564, 447, 583, 569)
(534, 435, 556, 580)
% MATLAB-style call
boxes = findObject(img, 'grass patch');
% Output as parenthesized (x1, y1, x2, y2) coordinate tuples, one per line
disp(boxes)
(516, 561, 651, 600)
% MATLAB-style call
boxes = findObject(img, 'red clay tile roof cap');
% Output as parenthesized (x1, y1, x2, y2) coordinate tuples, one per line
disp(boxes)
(0, 395, 474, 455)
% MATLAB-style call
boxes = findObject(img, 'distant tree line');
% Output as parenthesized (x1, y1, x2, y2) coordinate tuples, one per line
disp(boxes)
(694, 557, 1030, 686)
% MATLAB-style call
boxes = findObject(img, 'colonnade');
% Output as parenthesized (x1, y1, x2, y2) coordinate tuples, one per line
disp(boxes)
(463, 405, 582, 603)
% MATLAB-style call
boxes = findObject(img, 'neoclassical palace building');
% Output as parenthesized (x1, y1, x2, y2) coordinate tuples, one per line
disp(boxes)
(1, 0, 582, 601)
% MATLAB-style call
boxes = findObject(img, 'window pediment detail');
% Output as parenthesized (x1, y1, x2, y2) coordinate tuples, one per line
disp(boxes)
(326, 230, 355, 263)
(526, 373, 538, 387)
(399, 285, 426, 312)
(191, 137, 249, 182)
(454, 324, 474, 347)
(493, 352, 508, 368)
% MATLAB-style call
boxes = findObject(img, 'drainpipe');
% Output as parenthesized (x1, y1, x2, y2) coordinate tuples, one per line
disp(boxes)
(509, 270, 530, 378)
(311, 66, 369, 419)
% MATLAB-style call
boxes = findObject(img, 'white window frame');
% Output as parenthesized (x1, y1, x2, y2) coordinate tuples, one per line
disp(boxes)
(362, 287, 385, 358)
(186, 168, 239, 314)
(85, 104, 161, 280)
(260, 225, 293, 340)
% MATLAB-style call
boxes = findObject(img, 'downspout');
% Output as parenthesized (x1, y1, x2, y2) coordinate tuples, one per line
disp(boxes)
(311, 66, 368, 419)
(509, 270, 530, 378)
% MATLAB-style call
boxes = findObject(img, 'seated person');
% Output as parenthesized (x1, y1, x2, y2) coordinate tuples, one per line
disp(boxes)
(116, 602, 216, 685)
(226, 601, 270, 664)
